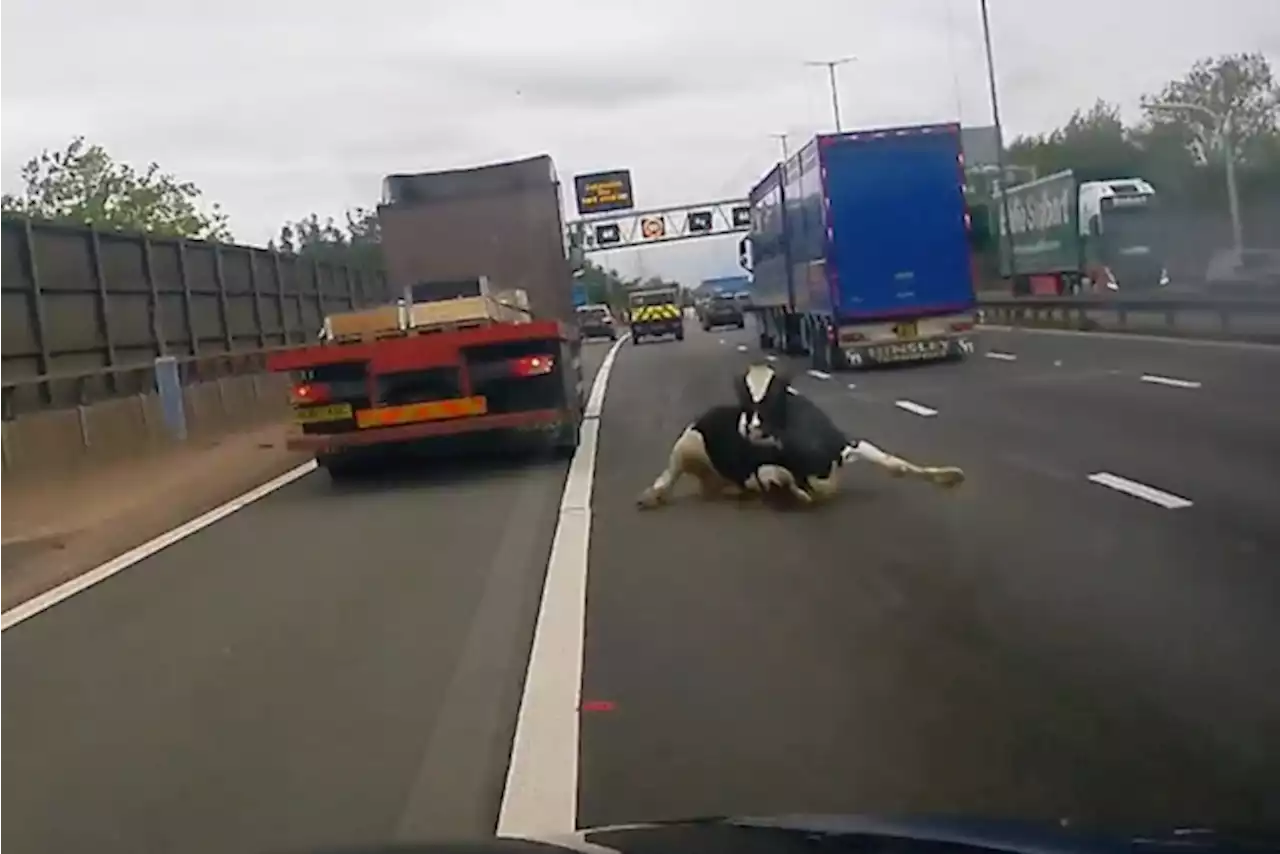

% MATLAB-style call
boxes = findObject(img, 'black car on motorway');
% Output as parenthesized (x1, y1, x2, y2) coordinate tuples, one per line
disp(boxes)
(576, 304, 619, 340)
(698, 293, 746, 331)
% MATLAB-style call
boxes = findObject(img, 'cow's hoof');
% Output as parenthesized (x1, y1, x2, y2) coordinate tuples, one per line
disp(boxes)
(636, 490, 665, 509)
(928, 466, 966, 488)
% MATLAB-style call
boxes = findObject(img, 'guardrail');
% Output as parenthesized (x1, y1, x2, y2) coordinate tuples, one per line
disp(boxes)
(976, 294, 1280, 344)
(2, 346, 300, 421)
(2, 347, 301, 481)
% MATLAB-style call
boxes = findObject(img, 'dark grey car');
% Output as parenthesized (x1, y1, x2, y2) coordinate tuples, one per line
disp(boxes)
(576, 304, 619, 340)
(699, 294, 746, 330)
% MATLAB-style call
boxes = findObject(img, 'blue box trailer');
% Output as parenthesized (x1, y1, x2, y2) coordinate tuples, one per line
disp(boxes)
(743, 122, 977, 370)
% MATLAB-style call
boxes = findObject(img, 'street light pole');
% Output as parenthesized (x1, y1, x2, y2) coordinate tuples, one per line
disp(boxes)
(770, 133, 790, 161)
(1144, 100, 1243, 255)
(978, 0, 1017, 282)
(804, 57, 856, 132)
(1223, 112, 1243, 254)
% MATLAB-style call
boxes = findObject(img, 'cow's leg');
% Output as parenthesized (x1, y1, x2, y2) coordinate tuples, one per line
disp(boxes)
(842, 441, 965, 488)
(749, 464, 813, 505)
(805, 469, 841, 502)
(637, 426, 711, 509)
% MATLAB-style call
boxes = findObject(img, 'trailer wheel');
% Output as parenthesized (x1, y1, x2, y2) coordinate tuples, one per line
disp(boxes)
(675, 327, 685, 341)
(550, 420, 581, 460)
(319, 452, 365, 483)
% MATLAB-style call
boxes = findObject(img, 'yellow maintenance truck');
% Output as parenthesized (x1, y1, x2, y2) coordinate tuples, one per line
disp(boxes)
(627, 285, 684, 344)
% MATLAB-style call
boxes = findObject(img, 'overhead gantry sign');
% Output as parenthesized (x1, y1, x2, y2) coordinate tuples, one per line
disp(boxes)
(567, 198, 752, 254)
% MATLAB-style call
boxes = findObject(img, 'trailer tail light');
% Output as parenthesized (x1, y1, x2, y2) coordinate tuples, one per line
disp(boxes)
(508, 354, 555, 378)
(291, 382, 332, 404)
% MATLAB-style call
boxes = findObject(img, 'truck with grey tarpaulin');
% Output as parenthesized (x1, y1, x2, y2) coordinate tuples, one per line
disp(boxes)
(992, 169, 1172, 295)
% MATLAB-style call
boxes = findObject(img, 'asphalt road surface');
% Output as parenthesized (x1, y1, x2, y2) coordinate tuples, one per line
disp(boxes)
(5, 323, 1280, 854)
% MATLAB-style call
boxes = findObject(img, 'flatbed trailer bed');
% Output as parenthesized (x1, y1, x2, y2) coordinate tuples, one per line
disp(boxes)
(268, 317, 584, 480)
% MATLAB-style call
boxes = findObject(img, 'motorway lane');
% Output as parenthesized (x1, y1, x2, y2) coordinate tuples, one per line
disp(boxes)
(2, 341, 612, 854)
(578, 323, 1280, 831)
(5, 321, 1279, 853)
(796, 330, 1280, 769)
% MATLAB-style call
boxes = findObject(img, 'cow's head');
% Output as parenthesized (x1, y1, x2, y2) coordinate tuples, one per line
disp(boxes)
(734, 363, 790, 444)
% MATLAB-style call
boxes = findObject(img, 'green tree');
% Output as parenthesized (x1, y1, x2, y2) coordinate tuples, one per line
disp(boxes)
(275, 206, 381, 267)
(576, 258, 629, 306)
(1140, 52, 1279, 166)
(995, 53, 1280, 209)
(1007, 99, 1145, 182)
(1, 136, 231, 241)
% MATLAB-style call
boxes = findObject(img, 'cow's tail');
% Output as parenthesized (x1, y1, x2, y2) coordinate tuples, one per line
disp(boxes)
(842, 441, 965, 488)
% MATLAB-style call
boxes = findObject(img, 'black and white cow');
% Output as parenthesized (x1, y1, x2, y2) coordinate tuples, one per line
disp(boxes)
(635, 363, 964, 509)
(734, 363, 965, 501)
(635, 403, 808, 509)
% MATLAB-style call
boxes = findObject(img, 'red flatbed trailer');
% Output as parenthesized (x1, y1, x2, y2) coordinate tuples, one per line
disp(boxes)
(267, 317, 584, 480)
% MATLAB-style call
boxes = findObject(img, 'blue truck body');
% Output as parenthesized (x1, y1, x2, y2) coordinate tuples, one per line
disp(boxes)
(745, 122, 977, 369)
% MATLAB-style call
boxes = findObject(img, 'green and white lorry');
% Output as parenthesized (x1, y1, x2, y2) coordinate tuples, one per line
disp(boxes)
(991, 169, 1171, 295)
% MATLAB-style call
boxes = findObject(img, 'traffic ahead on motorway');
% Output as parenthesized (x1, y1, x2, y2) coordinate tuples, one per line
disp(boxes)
(5, 43, 1280, 854)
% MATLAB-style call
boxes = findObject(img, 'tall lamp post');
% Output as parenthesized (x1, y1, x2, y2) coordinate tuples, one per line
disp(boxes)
(770, 133, 791, 161)
(804, 56, 856, 132)
(1144, 100, 1243, 255)
(978, 0, 1017, 282)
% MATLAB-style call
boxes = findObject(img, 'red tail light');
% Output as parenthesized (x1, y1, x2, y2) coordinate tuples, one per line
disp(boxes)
(508, 355, 555, 378)
(950, 321, 975, 332)
(291, 382, 332, 404)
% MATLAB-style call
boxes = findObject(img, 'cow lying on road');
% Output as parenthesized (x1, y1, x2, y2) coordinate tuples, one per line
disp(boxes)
(635, 404, 807, 509)
(636, 363, 964, 509)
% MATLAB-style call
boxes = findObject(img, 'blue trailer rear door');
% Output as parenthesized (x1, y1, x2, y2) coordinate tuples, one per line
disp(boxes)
(823, 127, 974, 319)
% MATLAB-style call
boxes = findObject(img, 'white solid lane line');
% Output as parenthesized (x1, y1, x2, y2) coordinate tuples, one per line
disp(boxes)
(806, 369, 831, 380)
(895, 400, 938, 417)
(1087, 472, 1193, 509)
(1140, 374, 1202, 389)
(2, 461, 319, 631)
(985, 351, 1017, 361)
(497, 332, 628, 837)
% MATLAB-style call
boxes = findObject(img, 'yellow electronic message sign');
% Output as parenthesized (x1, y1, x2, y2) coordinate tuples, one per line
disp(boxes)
(574, 170, 635, 216)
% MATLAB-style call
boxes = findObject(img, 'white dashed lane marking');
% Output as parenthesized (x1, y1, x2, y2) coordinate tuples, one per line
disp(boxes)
(1140, 374, 1202, 389)
(846, 383, 857, 390)
(736, 344, 748, 352)
(985, 351, 1017, 361)
(1087, 472, 1193, 509)
(806, 369, 831, 380)
(894, 400, 938, 417)
(766, 354, 778, 362)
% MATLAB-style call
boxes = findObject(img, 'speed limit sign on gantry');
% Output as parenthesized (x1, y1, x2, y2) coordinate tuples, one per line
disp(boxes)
(640, 216, 666, 239)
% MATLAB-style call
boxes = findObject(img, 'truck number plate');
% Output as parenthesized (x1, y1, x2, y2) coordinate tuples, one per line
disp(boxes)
(295, 403, 353, 424)
(892, 321, 919, 340)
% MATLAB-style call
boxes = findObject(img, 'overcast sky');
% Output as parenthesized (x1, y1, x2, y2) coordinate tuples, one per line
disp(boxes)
(3, 0, 1276, 283)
